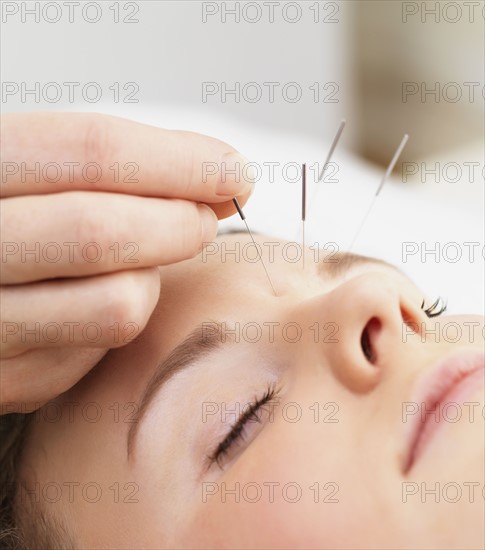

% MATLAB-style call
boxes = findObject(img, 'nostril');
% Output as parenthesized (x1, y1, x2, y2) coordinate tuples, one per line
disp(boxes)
(361, 317, 381, 364)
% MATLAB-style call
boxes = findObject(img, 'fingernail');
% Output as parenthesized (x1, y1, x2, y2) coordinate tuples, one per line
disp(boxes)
(197, 204, 218, 242)
(216, 152, 255, 197)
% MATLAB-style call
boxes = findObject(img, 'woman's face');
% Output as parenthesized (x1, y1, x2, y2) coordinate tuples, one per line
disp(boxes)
(21, 234, 484, 549)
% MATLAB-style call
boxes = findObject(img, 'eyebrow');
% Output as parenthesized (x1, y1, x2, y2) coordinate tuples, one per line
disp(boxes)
(126, 251, 394, 460)
(127, 322, 233, 459)
(319, 251, 393, 278)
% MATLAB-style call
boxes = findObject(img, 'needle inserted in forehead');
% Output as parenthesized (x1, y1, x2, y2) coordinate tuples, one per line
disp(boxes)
(232, 198, 277, 296)
(348, 134, 409, 251)
(318, 119, 346, 182)
(301, 163, 306, 270)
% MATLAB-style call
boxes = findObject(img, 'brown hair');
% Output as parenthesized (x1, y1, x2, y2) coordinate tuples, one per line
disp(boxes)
(0, 413, 74, 549)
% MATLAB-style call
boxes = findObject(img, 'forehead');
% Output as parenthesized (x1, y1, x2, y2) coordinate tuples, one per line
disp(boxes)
(211, 230, 395, 273)
(156, 232, 404, 323)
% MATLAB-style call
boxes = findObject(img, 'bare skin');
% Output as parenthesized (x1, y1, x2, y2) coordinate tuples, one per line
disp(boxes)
(0, 112, 254, 409)
(19, 234, 484, 549)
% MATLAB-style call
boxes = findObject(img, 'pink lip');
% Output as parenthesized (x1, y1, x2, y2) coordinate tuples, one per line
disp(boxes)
(403, 349, 485, 474)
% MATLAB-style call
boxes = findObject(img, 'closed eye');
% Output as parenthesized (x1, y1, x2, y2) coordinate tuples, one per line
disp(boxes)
(207, 384, 280, 470)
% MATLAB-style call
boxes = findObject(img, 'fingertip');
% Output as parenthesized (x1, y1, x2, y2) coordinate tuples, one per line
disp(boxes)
(236, 179, 255, 203)
(123, 267, 161, 333)
(144, 266, 162, 315)
(215, 151, 255, 197)
(197, 203, 219, 242)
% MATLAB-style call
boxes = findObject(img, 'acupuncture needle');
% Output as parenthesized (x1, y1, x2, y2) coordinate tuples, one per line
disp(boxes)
(318, 119, 346, 182)
(301, 163, 306, 270)
(348, 133, 409, 251)
(307, 119, 346, 219)
(233, 198, 277, 296)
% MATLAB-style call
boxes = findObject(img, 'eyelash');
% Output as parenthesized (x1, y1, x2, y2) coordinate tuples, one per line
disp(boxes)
(206, 297, 446, 467)
(208, 384, 280, 470)
(421, 296, 447, 318)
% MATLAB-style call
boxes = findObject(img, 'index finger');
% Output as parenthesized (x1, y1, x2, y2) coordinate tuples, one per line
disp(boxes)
(0, 112, 255, 213)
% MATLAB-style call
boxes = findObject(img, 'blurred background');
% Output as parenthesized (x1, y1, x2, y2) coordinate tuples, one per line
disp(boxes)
(3, 1, 483, 163)
(2, 0, 484, 312)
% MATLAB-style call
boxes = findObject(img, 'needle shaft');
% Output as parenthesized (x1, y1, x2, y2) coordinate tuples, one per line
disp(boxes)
(376, 134, 409, 196)
(348, 134, 409, 251)
(233, 198, 277, 296)
(306, 119, 346, 229)
(318, 119, 346, 182)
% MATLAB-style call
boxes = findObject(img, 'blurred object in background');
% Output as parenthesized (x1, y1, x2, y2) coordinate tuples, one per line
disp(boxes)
(1, 0, 482, 312)
(351, 0, 484, 166)
(2, 0, 483, 169)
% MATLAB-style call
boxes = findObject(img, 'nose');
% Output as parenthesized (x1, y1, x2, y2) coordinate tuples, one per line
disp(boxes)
(294, 272, 422, 393)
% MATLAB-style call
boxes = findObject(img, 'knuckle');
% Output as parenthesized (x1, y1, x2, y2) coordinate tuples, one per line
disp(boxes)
(70, 196, 115, 264)
(80, 113, 115, 170)
(101, 272, 150, 335)
(174, 201, 203, 256)
(182, 135, 197, 194)
(172, 131, 197, 195)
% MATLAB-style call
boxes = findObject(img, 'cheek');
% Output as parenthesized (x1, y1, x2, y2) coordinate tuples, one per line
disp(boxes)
(179, 420, 360, 550)
(183, 467, 356, 549)
(438, 315, 484, 346)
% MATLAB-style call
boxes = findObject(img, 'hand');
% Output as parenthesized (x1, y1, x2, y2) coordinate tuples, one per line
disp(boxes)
(0, 112, 254, 412)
